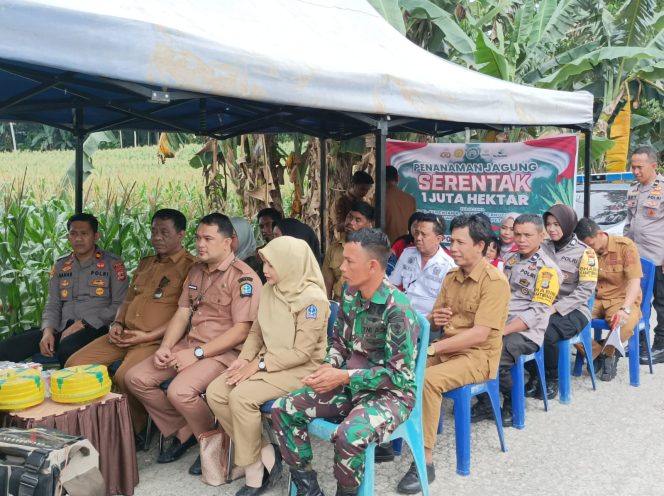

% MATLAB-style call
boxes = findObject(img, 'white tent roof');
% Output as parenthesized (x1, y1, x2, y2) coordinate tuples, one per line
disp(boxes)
(0, 0, 593, 134)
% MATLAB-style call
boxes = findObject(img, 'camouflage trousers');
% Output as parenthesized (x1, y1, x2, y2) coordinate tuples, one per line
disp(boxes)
(271, 385, 410, 489)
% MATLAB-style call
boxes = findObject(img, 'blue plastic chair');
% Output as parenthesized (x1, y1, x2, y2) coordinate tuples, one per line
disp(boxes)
(290, 314, 430, 496)
(510, 346, 548, 429)
(438, 378, 507, 476)
(558, 296, 597, 404)
(590, 257, 655, 387)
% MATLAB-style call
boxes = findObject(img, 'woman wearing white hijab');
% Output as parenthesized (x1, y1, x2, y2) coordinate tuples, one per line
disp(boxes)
(206, 236, 329, 496)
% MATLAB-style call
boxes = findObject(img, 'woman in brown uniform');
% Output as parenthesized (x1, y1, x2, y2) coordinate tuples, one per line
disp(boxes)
(206, 236, 329, 496)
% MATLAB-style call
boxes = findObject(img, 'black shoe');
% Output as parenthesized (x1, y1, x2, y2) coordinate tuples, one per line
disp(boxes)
(649, 346, 664, 365)
(524, 376, 539, 398)
(374, 443, 395, 463)
(335, 485, 358, 496)
(397, 461, 435, 494)
(470, 396, 493, 423)
(188, 455, 201, 476)
(134, 430, 147, 450)
(543, 378, 559, 400)
(600, 354, 619, 382)
(501, 402, 513, 428)
(265, 444, 283, 488)
(157, 435, 197, 464)
(235, 483, 265, 496)
(593, 355, 605, 375)
(290, 467, 325, 496)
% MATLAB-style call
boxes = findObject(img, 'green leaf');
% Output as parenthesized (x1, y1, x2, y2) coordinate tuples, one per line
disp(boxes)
(528, 0, 557, 46)
(400, 0, 476, 59)
(516, 0, 535, 45)
(368, 0, 406, 34)
(614, 0, 656, 47)
(631, 113, 652, 128)
(189, 155, 205, 169)
(538, 46, 664, 88)
(475, 31, 511, 80)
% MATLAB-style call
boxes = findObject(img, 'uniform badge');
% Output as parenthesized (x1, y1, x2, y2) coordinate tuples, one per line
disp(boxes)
(528, 263, 537, 270)
(519, 278, 529, 287)
(95, 287, 106, 296)
(647, 208, 657, 217)
(95, 251, 102, 259)
(113, 262, 127, 282)
(520, 288, 529, 295)
(60, 279, 70, 288)
(96, 261, 106, 269)
(508, 257, 517, 266)
(533, 267, 559, 306)
(91, 278, 105, 287)
(49, 266, 56, 279)
(408, 257, 416, 265)
(62, 263, 73, 271)
(188, 284, 198, 290)
(433, 266, 441, 276)
(60, 289, 69, 299)
(240, 283, 253, 297)
(306, 304, 318, 320)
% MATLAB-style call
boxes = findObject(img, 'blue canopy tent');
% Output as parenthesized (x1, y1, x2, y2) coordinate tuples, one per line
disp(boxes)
(0, 0, 595, 246)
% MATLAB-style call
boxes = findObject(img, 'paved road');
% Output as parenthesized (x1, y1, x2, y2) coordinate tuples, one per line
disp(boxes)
(133, 357, 663, 496)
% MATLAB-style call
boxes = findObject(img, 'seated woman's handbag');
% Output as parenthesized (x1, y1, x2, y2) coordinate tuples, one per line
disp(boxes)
(198, 428, 243, 486)
(0, 427, 104, 496)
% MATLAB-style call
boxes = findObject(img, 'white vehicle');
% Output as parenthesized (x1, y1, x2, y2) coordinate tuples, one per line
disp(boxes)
(575, 182, 630, 235)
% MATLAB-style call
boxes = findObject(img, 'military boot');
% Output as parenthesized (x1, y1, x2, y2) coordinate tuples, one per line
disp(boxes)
(643, 335, 664, 365)
(290, 467, 325, 496)
(335, 484, 357, 496)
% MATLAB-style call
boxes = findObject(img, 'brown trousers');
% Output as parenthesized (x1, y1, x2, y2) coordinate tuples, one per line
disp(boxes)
(591, 300, 642, 358)
(206, 374, 287, 466)
(124, 340, 226, 439)
(422, 353, 489, 450)
(65, 336, 159, 433)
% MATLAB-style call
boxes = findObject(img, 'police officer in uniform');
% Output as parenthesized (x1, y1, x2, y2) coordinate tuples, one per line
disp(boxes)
(125, 213, 262, 474)
(0, 213, 128, 367)
(271, 229, 420, 496)
(526, 204, 598, 399)
(397, 215, 510, 494)
(623, 145, 664, 364)
(471, 214, 561, 426)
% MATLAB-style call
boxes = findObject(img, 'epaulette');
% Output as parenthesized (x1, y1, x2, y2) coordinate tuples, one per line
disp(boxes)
(485, 264, 503, 280)
(528, 252, 541, 263)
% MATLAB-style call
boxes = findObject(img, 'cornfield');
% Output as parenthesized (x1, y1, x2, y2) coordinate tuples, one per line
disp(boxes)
(0, 145, 243, 337)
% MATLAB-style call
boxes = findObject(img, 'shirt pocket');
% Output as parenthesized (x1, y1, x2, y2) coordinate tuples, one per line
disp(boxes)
(88, 276, 109, 297)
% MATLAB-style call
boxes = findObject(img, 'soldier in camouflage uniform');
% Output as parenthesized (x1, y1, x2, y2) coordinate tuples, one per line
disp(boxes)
(525, 204, 598, 399)
(471, 214, 561, 427)
(271, 229, 420, 496)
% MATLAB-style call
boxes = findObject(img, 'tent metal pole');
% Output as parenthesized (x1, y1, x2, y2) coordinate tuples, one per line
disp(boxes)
(73, 107, 85, 214)
(583, 128, 592, 218)
(375, 119, 388, 228)
(319, 136, 327, 252)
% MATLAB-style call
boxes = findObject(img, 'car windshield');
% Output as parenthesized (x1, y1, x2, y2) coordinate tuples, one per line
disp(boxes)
(575, 189, 628, 226)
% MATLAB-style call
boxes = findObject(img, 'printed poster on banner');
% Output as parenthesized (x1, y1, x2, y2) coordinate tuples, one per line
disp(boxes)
(386, 136, 578, 230)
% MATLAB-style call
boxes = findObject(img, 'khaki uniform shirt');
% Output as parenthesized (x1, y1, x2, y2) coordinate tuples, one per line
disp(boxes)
(596, 235, 643, 305)
(542, 236, 598, 321)
(321, 236, 345, 299)
(42, 247, 128, 331)
(239, 298, 329, 392)
(503, 247, 562, 347)
(432, 259, 510, 378)
(624, 174, 664, 265)
(177, 256, 262, 366)
(385, 183, 416, 244)
(117, 248, 196, 335)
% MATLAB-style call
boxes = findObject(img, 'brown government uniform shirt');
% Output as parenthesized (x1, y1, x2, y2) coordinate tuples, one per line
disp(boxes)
(596, 235, 643, 306)
(116, 248, 196, 338)
(432, 259, 510, 378)
(322, 235, 345, 299)
(385, 183, 416, 244)
(177, 255, 262, 367)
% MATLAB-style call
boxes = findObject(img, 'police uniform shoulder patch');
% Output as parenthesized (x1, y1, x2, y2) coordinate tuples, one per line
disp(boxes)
(532, 266, 559, 306)
(306, 304, 318, 320)
(113, 262, 127, 282)
(49, 266, 56, 279)
(579, 248, 599, 282)
(240, 283, 253, 297)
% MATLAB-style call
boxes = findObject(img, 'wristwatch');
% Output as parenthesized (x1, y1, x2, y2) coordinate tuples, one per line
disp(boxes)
(620, 307, 632, 315)
(110, 320, 125, 330)
(194, 346, 205, 360)
(258, 356, 267, 371)
(427, 345, 436, 357)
